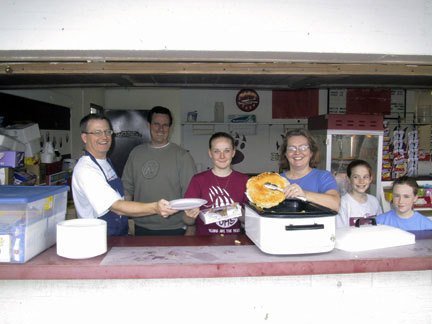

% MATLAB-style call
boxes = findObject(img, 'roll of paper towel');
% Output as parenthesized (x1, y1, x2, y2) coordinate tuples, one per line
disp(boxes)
(56, 219, 107, 259)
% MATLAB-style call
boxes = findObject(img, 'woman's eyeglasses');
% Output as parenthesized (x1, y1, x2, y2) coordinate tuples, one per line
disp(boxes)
(83, 130, 114, 137)
(287, 145, 309, 152)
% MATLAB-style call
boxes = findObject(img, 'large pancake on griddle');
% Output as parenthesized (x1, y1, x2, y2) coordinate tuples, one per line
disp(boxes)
(246, 172, 289, 209)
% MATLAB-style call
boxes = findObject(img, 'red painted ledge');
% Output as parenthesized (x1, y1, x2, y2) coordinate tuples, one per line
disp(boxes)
(1, 233, 431, 280)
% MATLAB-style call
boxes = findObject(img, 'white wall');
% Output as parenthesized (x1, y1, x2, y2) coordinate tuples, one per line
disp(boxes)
(1, 270, 431, 324)
(179, 88, 323, 173)
(2, 87, 426, 173)
(100, 87, 326, 173)
(0, 0, 431, 56)
(179, 88, 424, 174)
(101, 87, 423, 174)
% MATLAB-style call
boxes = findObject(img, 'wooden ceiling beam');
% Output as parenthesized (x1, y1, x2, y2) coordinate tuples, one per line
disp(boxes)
(1, 61, 432, 77)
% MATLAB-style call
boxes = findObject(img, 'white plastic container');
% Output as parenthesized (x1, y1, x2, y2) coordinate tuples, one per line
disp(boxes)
(417, 105, 431, 124)
(335, 224, 415, 252)
(214, 102, 224, 122)
(0, 185, 68, 263)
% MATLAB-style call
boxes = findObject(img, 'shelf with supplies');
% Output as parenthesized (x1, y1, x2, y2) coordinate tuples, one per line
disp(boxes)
(380, 180, 432, 217)
(181, 120, 307, 135)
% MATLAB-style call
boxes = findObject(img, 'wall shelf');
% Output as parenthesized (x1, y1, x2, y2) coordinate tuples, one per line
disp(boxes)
(181, 120, 307, 126)
(182, 121, 307, 136)
(181, 118, 431, 128)
(229, 123, 257, 135)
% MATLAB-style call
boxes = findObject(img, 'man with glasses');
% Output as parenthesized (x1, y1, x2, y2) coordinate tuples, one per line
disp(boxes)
(122, 106, 197, 236)
(72, 113, 177, 236)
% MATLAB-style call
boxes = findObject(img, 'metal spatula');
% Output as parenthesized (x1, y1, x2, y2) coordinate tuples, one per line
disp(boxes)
(264, 182, 283, 191)
(264, 183, 306, 201)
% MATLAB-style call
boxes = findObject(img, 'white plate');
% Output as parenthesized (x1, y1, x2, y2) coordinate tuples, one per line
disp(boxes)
(169, 198, 207, 210)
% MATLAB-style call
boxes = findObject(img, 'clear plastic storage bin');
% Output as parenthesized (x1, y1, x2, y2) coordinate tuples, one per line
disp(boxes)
(0, 185, 68, 263)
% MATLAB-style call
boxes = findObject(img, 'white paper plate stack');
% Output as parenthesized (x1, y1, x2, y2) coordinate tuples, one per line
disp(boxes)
(56, 219, 107, 259)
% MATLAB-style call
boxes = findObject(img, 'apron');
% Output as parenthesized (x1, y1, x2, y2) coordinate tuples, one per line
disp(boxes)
(86, 151, 129, 236)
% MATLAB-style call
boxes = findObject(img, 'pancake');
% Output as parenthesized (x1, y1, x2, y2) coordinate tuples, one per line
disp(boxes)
(246, 172, 289, 208)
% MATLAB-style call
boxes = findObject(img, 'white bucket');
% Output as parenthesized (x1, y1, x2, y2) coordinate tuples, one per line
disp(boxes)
(41, 152, 54, 163)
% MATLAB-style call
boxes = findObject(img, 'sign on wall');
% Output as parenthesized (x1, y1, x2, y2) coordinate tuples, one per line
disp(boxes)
(328, 88, 405, 119)
(346, 88, 391, 114)
(272, 90, 319, 119)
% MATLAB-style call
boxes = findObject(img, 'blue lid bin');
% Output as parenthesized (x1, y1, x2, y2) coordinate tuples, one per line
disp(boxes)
(0, 185, 69, 263)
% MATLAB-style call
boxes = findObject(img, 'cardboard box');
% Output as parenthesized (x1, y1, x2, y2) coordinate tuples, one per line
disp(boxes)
(1, 123, 40, 144)
(14, 170, 37, 185)
(25, 163, 41, 185)
(25, 161, 63, 185)
(46, 170, 69, 185)
(0, 134, 26, 152)
(42, 160, 63, 176)
(228, 114, 257, 123)
(0, 167, 14, 185)
(0, 151, 24, 168)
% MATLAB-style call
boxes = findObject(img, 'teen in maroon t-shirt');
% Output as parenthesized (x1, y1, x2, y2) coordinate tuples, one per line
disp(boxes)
(183, 132, 249, 235)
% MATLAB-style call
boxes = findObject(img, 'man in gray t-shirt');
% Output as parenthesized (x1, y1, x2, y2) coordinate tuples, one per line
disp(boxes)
(122, 106, 196, 235)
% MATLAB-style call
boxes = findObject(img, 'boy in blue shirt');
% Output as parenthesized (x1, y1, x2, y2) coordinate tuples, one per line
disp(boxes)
(376, 176, 432, 231)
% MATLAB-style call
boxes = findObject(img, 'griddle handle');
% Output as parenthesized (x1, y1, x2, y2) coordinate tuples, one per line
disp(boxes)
(285, 224, 324, 231)
(354, 217, 377, 227)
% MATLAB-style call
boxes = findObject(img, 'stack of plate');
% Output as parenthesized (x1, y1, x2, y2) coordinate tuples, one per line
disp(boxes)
(56, 218, 107, 259)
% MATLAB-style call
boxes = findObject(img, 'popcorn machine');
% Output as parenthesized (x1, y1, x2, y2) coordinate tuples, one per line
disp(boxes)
(308, 114, 384, 198)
